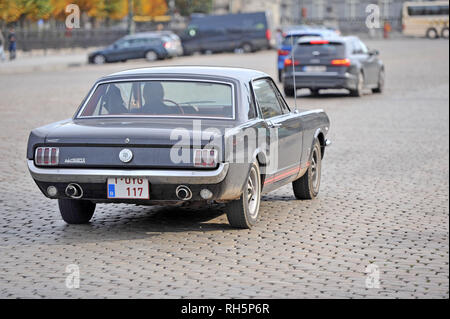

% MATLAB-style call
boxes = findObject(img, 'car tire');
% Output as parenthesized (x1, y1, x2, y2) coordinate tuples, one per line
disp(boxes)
(426, 28, 439, 39)
(93, 54, 106, 65)
(284, 86, 296, 97)
(292, 139, 322, 200)
(58, 199, 96, 225)
(226, 162, 261, 229)
(145, 51, 158, 62)
(242, 43, 253, 53)
(372, 69, 385, 94)
(310, 89, 320, 97)
(350, 71, 364, 97)
(441, 27, 449, 39)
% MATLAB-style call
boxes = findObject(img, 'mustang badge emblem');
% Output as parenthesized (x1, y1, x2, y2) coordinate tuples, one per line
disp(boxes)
(119, 149, 133, 163)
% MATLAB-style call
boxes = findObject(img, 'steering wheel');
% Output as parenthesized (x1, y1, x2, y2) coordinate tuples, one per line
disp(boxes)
(163, 99, 185, 115)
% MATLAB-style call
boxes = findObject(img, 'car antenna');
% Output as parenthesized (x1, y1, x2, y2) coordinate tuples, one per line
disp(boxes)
(290, 35, 298, 111)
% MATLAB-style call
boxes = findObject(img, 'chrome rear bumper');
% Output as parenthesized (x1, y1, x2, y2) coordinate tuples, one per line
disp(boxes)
(28, 160, 229, 185)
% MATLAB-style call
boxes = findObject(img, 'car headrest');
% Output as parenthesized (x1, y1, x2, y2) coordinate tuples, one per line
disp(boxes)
(143, 82, 164, 103)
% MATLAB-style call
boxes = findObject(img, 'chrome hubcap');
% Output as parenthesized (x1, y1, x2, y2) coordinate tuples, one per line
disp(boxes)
(146, 52, 157, 61)
(247, 167, 260, 219)
(94, 55, 105, 64)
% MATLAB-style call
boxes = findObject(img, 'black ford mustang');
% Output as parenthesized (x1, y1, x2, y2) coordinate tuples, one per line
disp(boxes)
(27, 67, 331, 229)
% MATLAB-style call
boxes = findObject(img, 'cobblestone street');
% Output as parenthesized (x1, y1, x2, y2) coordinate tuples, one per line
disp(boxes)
(0, 38, 448, 298)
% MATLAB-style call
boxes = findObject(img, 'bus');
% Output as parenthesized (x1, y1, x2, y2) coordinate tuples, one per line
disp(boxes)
(402, 1, 449, 39)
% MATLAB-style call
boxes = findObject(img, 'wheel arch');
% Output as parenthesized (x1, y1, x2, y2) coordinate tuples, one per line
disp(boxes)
(314, 129, 326, 159)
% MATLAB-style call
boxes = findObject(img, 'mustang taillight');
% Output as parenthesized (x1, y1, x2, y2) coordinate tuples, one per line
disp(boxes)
(35, 147, 59, 166)
(194, 149, 218, 168)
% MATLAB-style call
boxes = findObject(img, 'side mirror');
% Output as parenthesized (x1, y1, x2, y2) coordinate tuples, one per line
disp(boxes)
(369, 49, 379, 56)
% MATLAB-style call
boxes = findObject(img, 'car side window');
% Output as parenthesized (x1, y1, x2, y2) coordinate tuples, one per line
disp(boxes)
(352, 39, 363, 54)
(253, 79, 285, 119)
(359, 40, 369, 54)
(268, 80, 291, 113)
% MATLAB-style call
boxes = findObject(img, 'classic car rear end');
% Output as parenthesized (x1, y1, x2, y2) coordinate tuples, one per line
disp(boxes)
(27, 67, 331, 229)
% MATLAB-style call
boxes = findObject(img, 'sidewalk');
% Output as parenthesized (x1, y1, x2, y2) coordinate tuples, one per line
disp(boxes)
(0, 48, 92, 75)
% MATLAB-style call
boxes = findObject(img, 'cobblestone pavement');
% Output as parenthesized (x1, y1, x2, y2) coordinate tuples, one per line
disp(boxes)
(0, 39, 448, 298)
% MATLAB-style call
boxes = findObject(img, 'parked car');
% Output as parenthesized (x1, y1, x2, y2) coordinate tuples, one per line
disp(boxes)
(181, 12, 273, 55)
(88, 32, 178, 64)
(283, 36, 385, 97)
(277, 28, 338, 82)
(27, 67, 331, 229)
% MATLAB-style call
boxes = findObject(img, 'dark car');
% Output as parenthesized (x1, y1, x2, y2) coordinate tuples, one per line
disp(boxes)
(277, 28, 338, 82)
(181, 12, 273, 55)
(283, 36, 385, 97)
(27, 67, 331, 229)
(88, 32, 174, 64)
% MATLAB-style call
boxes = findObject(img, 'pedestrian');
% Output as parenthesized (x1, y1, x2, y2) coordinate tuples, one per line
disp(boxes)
(8, 27, 16, 61)
(275, 28, 283, 49)
(0, 30, 6, 62)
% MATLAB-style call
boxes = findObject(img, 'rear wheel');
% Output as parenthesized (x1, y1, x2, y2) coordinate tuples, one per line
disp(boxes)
(372, 69, 385, 94)
(93, 54, 106, 65)
(441, 27, 449, 39)
(284, 86, 296, 97)
(293, 139, 322, 200)
(426, 28, 439, 39)
(58, 199, 96, 224)
(242, 43, 253, 53)
(310, 89, 320, 97)
(350, 71, 364, 97)
(145, 50, 158, 62)
(226, 163, 261, 229)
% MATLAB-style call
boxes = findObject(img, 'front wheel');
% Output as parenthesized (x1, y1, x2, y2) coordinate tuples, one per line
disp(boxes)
(293, 139, 322, 200)
(372, 69, 385, 94)
(441, 27, 449, 39)
(226, 163, 261, 229)
(58, 199, 96, 224)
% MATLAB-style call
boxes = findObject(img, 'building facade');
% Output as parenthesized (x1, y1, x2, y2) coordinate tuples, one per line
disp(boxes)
(212, 0, 438, 32)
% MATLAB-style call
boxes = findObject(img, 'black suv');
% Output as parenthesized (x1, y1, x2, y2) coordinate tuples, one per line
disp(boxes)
(283, 36, 385, 97)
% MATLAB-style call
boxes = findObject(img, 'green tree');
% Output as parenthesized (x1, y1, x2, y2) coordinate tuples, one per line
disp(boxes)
(175, 0, 212, 16)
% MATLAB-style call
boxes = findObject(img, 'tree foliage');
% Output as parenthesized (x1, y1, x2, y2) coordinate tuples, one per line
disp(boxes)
(175, 0, 212, 16)
(0, 0, 170, 24)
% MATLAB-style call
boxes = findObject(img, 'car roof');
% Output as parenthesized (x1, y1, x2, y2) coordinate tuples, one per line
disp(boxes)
(285, 29, 336, 36)
(124, 32, 166, 39)
(105, 66, 269, 82)
(297, 35, 348, 44)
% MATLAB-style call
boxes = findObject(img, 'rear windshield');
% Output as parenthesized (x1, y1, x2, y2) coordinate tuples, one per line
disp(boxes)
(78, 80, 234, 119)
(282, 34, 321, 46)
(295, 42, 345, 57)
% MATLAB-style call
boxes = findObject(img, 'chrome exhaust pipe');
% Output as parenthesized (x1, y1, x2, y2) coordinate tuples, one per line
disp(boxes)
(176, 185, 192, 201)
(65, 183, 83, 199)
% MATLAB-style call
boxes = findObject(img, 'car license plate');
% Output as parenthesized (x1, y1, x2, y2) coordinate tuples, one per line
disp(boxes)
(107, 178, 149, 199)
(303, 66, 327, 73)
